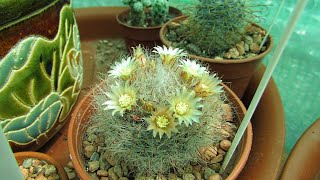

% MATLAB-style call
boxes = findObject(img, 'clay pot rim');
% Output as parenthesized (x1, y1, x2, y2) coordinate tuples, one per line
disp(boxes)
(14, 151, 68, 180)
(159, 15, 274, 64)
(116, 7, 182, 30)
(68, 83, 252, 179)
(222, 83, 252, 179)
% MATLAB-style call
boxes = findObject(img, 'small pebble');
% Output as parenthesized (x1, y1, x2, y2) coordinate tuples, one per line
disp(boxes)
(250, 43, 260, 53)
(35, 173, 46, 180)
(208, 163, 221, 172)
(67, 171, 76, 179)
(194, 171, 202, 180)
(168, 173, 178, 180)
(217, 148, 226, 156)
(44, 165, 57, 176)
(87, 134, 97, 143)
(183, 173, 195, 180)
(192, 165, 201, 173)
(210, 154, 224, 163)
(220, 140, 232, 151)
(88, 161, 100, 172)
(113, 164, 123, 177)
(90, 152, 100, 161)
(208, 173, 223, 180)
(236, 41, 245, 56)
(64, 167, 73, 173)
(22, 158, 33, 168)
(108, 167, 119, 180)
(199, 146, 218, 161)
(84, 145, 96, 158)
(32, 159, 41, 167)
(20, 166, 29, 179)
(97, 170, 108, 177)
(47, 173, 60, 180)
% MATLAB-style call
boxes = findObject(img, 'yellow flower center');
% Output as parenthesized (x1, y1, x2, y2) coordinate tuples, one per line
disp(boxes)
(156, 115, 170, 128)
(118, 94, 134, 108)
(201, 83, 209, 90)
(120, 68, 132, 80)
(187, 67, 198, 77)
(175, 102, 189, 115)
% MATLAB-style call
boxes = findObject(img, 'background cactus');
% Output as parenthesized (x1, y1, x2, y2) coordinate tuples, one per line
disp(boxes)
(174, 0, 262, 57)
(87, 46, 231, 176)
(122, 0, 169, 27)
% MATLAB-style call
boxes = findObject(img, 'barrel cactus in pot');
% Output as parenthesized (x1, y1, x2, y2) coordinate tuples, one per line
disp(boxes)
(160, 0, 274, 98)
(68, 46, 252, 179)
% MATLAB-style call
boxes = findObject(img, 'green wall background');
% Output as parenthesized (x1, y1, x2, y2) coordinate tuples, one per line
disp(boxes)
(72, 0, 320, 155)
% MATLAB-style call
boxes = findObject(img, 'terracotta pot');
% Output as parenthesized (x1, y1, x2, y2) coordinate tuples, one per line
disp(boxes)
(159, 16, 274, 99)
(0, 1, 83, 151)
(68, 83, 252, 180)
(280, 118, 320, 180)
(14, 151, 68, 180)
(116, 7, 182, 51)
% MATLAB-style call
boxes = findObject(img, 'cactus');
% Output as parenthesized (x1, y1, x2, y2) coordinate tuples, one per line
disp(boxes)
(122, 0, 169, 27)
(88, 46, 231, 176)
(151, 0, 169, 26)
(181, 0, 261, 56)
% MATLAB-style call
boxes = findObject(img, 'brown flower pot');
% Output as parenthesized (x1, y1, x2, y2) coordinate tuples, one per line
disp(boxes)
(14, 151, 68, 180)
(68, 83, 252, 179)
(159, 16, 274, 99)
(116, 7, 182, 51)
(280, 118, 320, 180)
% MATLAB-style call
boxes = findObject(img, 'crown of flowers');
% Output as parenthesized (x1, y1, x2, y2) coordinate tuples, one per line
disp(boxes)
(103, 45, 223, 139)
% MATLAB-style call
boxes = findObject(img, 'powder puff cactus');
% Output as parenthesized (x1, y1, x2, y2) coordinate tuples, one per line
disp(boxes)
(90, 46, 231, 176)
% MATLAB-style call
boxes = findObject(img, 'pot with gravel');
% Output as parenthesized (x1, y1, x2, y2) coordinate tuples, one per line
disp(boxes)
(117, 0, 181, 51)
(68, 46, 252, 179)
(15, 151, 68, 180)
(159, 0, 274, 98)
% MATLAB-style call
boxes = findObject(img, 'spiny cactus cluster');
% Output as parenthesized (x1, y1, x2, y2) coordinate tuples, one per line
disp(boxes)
(122, 0, 169, 27)
(90, 46, 231, 176)
(182, 0, 261, 56)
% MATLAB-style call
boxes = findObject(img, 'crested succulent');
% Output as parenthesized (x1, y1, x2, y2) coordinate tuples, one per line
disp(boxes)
(122, 0, 169, 27)
(88, 46, 231, 176)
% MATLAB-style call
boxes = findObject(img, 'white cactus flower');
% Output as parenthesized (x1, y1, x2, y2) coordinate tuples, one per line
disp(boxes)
(108, 57, 137, 80)
(169, 87, 203, 126)
(146, 106, 178, 139)
(194, 73, 223, 97)
(179, 59, 209, 81)
(102, 82, 137, 116)
(153, 46, 186, 65)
